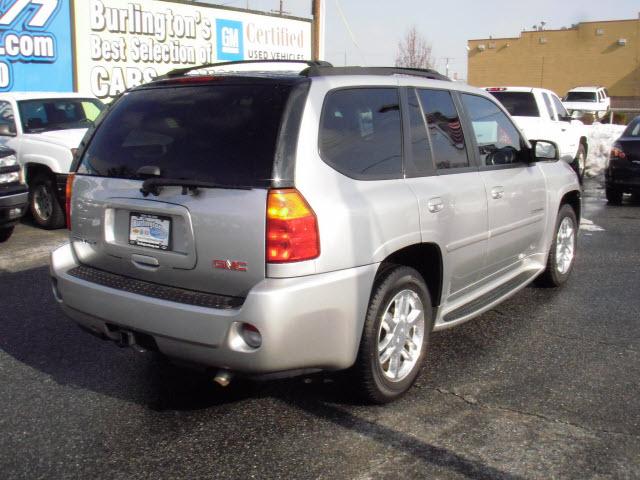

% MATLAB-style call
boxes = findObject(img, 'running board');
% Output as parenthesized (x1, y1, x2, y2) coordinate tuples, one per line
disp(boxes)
(442, 270, 538, 323)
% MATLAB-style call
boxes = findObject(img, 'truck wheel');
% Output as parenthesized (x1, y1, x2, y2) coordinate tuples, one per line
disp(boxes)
(606, 187, 623, 205)
(572, 144, 586, 182)
(352, 266, 433, 404)
(536, 205, 578, 288)
(0, 226, 14, 242)
(30, 172, 65, 229)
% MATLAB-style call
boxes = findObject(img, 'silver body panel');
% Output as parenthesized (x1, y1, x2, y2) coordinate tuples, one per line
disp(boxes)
(51, 73, 581, 373)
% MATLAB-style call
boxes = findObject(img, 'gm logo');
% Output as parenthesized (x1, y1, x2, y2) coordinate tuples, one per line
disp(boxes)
(216, 19, 243, 61)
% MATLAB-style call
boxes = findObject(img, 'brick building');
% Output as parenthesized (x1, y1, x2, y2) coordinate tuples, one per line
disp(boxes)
(467, 18, 640, 105)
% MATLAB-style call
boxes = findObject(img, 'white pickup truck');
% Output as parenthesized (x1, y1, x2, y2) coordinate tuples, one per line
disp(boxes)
(485, 87, 588, 180)
(0, 93, 104, 228)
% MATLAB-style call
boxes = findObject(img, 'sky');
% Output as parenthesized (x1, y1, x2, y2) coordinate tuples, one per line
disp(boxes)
(203, 0, 640, 79)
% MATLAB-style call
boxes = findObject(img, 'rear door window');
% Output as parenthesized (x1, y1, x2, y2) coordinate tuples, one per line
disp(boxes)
(319, 88, 402, 179)
(416, 89, 469, 170)
(405, 89, 434, 177)
(460, 94, 528, 167)
(542, 93, 556, 120)
(78, 84, 294, 188)
(551, 95, 569, 118)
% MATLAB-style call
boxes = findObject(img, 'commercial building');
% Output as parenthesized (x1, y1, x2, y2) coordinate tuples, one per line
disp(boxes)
(0, 0, 312, 100)
(467, 17, 640, 104)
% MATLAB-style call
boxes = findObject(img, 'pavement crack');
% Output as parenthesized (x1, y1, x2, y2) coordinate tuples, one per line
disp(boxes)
(433, 387, 640, 439)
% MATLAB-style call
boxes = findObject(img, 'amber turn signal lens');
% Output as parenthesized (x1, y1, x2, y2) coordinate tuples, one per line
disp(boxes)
(266, 189, 320, 263)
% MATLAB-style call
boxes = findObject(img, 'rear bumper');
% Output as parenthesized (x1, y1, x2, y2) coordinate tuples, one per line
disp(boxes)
(0, 187, 28, 227)
(50, 243, 378, 374)
(606, 164, 640, 192)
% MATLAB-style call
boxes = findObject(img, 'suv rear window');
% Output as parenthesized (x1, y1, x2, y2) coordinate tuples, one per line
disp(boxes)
(488, 91, 540, 117)
(77, 84, 294, 188)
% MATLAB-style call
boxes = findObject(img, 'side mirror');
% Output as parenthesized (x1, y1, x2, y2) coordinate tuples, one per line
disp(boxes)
(559, 115, 573, 122)
(0, 124, 16, 136)
(530, 140, 559, 161)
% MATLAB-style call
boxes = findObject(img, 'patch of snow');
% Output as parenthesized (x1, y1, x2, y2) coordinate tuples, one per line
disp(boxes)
(580, 218, 605, 232)
(585, 123, 627, 178)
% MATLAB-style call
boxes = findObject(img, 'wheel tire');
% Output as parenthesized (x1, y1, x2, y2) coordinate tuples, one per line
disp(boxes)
(0, 226, 14, 243)
(29, 172, 65, 229)
(351, 265, 433, 404)
(536, 205, 578, 288)
(572, 144, 586, 182)
(606, 187, 623, 205)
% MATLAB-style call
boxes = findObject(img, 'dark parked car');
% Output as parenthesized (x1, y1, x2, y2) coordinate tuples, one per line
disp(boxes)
(0, 145, 28, 242)
(606, 116, 640, 204)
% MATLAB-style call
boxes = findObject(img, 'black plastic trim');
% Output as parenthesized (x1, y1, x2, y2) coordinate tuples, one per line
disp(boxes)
(272, 81, 311, 188)
(68, 265, 245, 310)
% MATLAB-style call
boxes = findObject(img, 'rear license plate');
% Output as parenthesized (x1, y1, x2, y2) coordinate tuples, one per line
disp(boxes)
(129, 213, 171, 251)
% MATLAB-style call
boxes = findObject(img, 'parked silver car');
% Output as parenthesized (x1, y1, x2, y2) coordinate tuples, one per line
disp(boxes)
(50, 61, 580, 403)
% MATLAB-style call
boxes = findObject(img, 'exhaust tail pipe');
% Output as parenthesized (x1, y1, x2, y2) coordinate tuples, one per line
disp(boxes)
(213, 369, 233, 387)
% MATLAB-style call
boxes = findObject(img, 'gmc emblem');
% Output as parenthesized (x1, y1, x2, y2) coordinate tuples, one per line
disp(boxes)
(213, 260, 248, 272)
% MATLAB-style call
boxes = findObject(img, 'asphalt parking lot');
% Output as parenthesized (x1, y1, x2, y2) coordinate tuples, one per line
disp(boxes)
(0, 179, 638, 480)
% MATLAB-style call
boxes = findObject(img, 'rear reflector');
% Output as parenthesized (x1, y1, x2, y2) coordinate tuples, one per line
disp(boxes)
(266, 189, 319, 263)
(65, 173, 75, 230)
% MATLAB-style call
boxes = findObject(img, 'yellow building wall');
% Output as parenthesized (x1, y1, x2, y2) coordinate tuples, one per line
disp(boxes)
(468, 19, 640, 98)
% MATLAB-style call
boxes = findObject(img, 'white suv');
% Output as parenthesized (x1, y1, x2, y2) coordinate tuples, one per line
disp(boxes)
(50, 62, 581, 403)
(563, 86, 610, 120)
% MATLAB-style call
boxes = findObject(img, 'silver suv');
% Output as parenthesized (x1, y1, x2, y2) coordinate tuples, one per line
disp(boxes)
(50, 61, 581, 403)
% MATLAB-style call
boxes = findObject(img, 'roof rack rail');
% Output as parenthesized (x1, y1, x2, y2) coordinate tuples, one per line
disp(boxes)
(163, 59, 334, 79)
(302, 66, 450, 81)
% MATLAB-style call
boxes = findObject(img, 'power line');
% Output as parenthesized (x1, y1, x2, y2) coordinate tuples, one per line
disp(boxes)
(334, 0, 366, 65)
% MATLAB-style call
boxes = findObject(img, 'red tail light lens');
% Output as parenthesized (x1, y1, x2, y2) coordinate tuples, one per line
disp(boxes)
(266, 189, 319, 263)
(610, 143, 626, 160)
(65, 173, 75, 230)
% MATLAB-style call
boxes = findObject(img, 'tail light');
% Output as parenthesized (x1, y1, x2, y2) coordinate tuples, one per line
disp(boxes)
(65, 173, 75, 230)
(610, 142, 626, 160)
(266, 189, 319, 263)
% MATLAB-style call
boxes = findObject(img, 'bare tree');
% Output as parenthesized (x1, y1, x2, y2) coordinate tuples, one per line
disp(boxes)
(395, 27, 433, 69)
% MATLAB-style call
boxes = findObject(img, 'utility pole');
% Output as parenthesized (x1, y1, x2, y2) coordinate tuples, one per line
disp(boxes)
(443, 57, 452, 77)
(271, 0, 290, 16)
(312, 0, 322, 60)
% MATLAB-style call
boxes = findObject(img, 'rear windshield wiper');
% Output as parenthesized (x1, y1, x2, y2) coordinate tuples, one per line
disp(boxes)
(140, 178, 252, 197)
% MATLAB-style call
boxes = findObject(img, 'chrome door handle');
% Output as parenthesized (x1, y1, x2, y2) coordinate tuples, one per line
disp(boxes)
(491, 187, 504, 200)
(427, 197, 444, 213)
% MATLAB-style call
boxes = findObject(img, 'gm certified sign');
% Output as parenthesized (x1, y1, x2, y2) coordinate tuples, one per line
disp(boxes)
(216, 19, 244, 61)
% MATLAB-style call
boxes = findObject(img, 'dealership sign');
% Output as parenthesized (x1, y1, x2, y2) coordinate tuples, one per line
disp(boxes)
(0, 0, 73, 92)
(0, 0, 311, 98)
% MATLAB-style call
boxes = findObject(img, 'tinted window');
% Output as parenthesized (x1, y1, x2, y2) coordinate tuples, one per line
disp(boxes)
(78, 84, 293, 188)
(319, 88, 402, 179)
(417, 89, 468, 170)
(551, 95, 569, 118)
(566, 92, 597, 102)
(542, 93, 556, 120)
(406, 89, 433, 177)
(18, 98, 104, 133)
(623, 120, 640, 137)
(489, 91, 540, 117)
(461, 94, 528, 167)
(0, 101, 16, 135)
